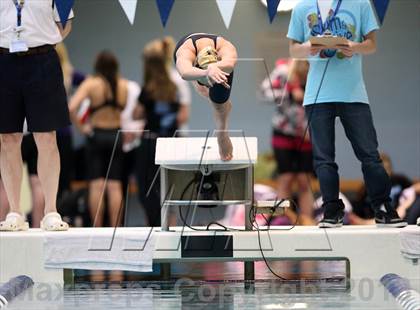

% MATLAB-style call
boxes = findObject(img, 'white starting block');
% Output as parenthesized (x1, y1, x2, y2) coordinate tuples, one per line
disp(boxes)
(155, 137, 258, 230)
(156, 137, 258, 279)
(155, 137, 258, 170)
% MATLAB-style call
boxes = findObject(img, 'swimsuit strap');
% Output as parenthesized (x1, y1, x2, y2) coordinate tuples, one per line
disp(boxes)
(90, 80, 124, 116)
(190, 33, 219, 53)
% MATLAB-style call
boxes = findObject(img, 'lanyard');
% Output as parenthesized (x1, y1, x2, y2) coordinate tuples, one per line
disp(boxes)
(317, 0, 342, 34)
(12, 0, 25, 27)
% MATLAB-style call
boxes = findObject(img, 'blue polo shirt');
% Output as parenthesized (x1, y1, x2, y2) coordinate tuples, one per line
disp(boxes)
(287, 0, 379, 105)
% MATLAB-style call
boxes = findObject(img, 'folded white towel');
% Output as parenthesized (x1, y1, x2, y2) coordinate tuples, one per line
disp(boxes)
(43, 228, 156, 272)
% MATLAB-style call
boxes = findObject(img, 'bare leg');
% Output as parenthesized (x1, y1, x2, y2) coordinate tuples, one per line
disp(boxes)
(106, 180, 123, 227)
(276, 172, 294, 200)
(193, 82, 233, 161)
(211, 100, 233, 161)
(107, 177, 126, 298)
(296, 173, 314, 219)
(29, 175, 45, 228)
(168, 210, 177, 227)
(89, 179, 105, 227)
(0, 178, 10, 221)
(90, 180, 124, 283)
(87, 178, 106, 282)
(193, 82, 209, 98)
(33, 132, 60, 215)
(0, 133, 24, 214)
(0, 141, 6, 220)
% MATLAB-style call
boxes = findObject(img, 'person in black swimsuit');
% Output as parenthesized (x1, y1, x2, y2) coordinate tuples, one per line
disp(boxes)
(174, 33, 238, 161)
(69, 51, 129, 282)
(132, 38, 189, 227)
(69, 51, 128, 230)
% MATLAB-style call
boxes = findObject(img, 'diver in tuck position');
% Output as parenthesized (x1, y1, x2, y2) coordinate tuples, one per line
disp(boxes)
(174, 33, 238, 161)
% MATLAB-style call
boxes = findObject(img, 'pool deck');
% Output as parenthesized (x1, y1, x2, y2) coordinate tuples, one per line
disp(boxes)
(1, 225, 419, 284)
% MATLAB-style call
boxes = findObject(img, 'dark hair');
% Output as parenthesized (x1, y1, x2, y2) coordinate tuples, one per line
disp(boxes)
(94, 51, 119, 106)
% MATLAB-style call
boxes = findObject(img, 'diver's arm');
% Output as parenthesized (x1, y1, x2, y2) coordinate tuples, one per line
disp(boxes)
(216, 39, 237, 73)
(176, 49, 207, 81)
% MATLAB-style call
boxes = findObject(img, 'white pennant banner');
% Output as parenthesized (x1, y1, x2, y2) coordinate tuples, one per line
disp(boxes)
(119, 0, 138, 25)
(215, 0, 237, 28)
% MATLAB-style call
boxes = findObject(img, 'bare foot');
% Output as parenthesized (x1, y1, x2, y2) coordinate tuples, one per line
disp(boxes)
(217, 132, 233, 161)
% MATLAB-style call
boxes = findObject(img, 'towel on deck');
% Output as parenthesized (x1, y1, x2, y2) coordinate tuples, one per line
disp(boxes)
(43, 228, 156, 272)
(399, 227, 420, 260)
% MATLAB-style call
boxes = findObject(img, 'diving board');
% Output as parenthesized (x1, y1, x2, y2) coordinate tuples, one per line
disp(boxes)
(1, 226, 419, 284)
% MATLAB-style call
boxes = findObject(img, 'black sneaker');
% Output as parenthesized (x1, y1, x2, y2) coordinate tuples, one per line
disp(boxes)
(375, 204, 407, 228)
(318, 200, 345, 228)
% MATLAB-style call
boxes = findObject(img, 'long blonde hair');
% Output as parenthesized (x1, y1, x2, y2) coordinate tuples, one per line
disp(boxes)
(55, 43, 73, 94)
(142, 37, 177, 102)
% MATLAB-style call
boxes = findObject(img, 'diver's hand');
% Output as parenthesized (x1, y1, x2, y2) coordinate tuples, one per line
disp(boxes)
(206, 64, 230, 88)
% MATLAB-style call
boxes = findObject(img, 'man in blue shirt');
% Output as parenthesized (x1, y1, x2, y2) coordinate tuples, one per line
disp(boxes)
(287, 0, 406, 228)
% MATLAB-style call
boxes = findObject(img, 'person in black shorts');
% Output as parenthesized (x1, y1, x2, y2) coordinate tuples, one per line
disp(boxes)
(0, 1, 73, 231)
(174, 33, 238, 161)
(69, 51, 128, 230)
(69, 51, 128, 282)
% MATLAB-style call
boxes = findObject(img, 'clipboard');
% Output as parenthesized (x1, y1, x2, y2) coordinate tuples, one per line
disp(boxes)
(309, 35, 348, 48)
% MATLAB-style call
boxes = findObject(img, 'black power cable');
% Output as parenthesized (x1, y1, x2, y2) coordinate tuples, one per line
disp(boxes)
(178, 177, 210, 232)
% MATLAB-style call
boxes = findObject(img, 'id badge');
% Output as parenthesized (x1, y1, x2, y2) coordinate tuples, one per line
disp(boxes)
(9, 37, 28, 53)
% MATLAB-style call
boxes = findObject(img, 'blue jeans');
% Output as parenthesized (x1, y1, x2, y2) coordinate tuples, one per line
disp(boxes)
(305, 103, 391, 211)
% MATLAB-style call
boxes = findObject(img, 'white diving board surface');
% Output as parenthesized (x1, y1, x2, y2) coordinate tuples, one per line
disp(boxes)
(155, 137, 258, 170)
(1, 226, 419, 284)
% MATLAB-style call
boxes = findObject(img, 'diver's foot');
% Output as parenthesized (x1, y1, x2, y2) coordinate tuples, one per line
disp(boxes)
(217, 132, 233, 161)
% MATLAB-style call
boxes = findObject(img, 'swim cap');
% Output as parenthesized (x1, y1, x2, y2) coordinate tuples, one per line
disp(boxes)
(195, 46, 219, 69)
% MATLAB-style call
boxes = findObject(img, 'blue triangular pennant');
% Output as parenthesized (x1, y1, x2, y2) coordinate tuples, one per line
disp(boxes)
(267, 0, 281, 23)
(55, 0, 75, 28)
(156, 0, 175, 27)
(372, 0, 390, 25)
